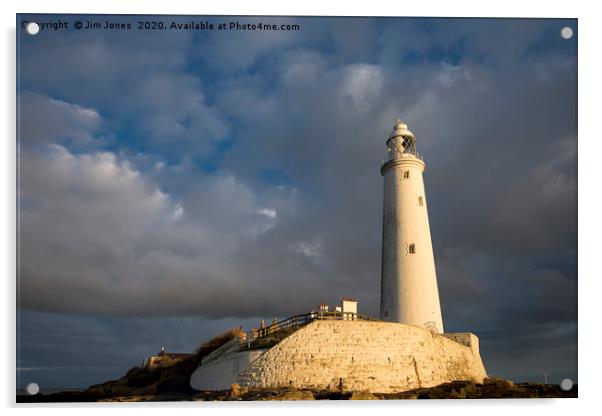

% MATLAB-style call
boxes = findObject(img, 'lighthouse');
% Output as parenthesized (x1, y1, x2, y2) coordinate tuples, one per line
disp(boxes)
(190, 122, 491, 394)
(190, 120, 490, 392)
(380, 120, 444, 334)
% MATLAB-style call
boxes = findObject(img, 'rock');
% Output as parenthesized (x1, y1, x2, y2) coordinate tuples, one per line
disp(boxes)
(447, 389, 465, 399)
(133, 383, 158, 396)
(484, 377, 514, 389)
(462, 381, 477, 397)
(420, 381, 472, 399)
(350, 391, 379, 400)
(479, 377, 516, 398)
(448, 381, 477, 398)
(264, 390, 315, 401)
(229, 383, 241, 397)
(397, 393, 419, 399)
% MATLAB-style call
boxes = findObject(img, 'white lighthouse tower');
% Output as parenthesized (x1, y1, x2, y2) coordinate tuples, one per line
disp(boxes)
(380, 119, 444, 334)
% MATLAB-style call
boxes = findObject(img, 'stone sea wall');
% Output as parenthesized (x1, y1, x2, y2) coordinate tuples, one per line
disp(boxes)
(238, 320, 487, 393)
(190, 349, 267, 391)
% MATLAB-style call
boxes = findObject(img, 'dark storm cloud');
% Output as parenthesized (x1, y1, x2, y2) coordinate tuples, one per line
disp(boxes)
(16, 310, 273, 390)
(17, 15, 576, 385)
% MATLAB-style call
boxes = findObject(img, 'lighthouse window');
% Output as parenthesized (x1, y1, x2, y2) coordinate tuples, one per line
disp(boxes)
(403, 171, 410, 178)
(419, 196, 424, 206)
(409, 244, 416, 254)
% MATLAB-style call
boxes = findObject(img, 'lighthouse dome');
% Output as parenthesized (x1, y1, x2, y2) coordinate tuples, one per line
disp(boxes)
(389, 119, 415, 140)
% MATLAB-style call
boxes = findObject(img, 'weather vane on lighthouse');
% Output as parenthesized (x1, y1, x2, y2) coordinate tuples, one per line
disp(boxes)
(380, 119, 444, 334)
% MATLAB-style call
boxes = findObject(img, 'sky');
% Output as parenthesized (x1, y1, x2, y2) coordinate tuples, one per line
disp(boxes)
(16, 14, 577, 390)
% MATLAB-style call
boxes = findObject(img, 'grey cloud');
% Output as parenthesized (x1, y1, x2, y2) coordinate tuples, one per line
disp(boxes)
(18, 91, 101, 146)
(19, 24, 228, 159)
(480, 322, 577, 384)
(19, 141, 304, 317)
(192, 17, 305, 72)
(489, 146, 577, 257)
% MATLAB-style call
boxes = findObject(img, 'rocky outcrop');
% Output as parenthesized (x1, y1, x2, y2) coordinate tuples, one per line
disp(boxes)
(16, 379, 577, 402)
(350, 391, 379, 400)
(263, 390, 315, 401)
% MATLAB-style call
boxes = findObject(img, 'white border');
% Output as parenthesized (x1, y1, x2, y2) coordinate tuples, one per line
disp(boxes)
(3, 1, 600, 415)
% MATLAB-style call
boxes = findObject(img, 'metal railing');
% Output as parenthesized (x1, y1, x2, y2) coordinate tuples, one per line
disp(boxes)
(240, 311, 380, 351)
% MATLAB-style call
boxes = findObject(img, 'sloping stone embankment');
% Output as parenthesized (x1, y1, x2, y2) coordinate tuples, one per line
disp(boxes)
(238, 320, 487, 393)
